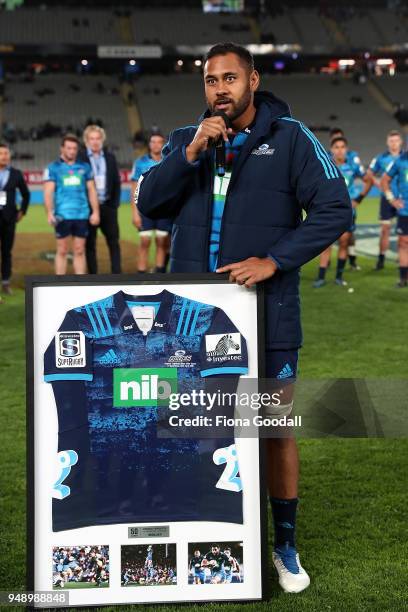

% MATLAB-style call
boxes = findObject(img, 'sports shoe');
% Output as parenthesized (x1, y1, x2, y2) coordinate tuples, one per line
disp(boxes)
(396, 281, 407, 288)
(273, 544, 310, 593)
(312, 279, 326, 288)
(375, 261, 384, 271)
(1, 283, 12, 295)
(334, 278, 347, 286)
(349, 264, 361, 271)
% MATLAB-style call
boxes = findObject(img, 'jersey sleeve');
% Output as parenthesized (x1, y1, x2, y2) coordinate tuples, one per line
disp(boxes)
(369, 156, 380, 174)
(385, 159, 399, 178)
(43, 164, 56, 182)
(44, 311, 93, 382)
(199, 308, 248, 378)
(84, 162, 94, 181)
(130, 159, 142, 181)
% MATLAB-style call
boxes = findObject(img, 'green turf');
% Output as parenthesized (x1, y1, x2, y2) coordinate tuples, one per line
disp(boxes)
(1, 203, 407, 610)
(55, 581, 109, 589)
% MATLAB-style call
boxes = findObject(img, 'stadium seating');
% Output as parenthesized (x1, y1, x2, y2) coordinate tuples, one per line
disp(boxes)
(375, 75, 408, 107)
(0, 8, 121, 45)
(130, 9, 253, 46)
(2, 73, 132, 169)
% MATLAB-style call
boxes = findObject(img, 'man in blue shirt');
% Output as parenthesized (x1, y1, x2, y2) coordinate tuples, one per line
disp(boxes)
(367, 130, 403, 270)
(44, 134, 99, 275)
(314, 136, 371, 287)
(131, 133, 171, 273)
(380, 152, 408, 287)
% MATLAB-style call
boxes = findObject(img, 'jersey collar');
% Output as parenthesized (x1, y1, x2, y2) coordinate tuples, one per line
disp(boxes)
(113, 289, 174, 334)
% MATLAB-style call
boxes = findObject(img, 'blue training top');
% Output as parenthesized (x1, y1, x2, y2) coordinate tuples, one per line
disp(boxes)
(44, 158, 93, 220)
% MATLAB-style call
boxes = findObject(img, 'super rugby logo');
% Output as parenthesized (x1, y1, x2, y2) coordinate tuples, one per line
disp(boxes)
(205, 333, 242, 362)
(55, 331, 86, 368)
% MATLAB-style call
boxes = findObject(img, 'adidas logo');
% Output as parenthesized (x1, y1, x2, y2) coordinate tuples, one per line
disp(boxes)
(277, 363, 294, 379)
(100, 349, 120, 365)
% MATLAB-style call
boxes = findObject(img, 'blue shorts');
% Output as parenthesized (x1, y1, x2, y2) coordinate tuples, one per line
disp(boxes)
(379, 195, 397, 222)
(396, 216, 408, 236)
(265, 349, 299, 380)
(193, 569, 205, 582)
(140, 213, 172, 234)
(211, 570, 226, 582)
(55, 219, 89, 239)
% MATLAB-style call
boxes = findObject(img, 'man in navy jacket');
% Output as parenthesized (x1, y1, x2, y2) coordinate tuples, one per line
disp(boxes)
(138, 43, 351, 593)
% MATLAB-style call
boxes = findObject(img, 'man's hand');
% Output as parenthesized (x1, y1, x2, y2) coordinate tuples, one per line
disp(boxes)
(47, 211, 56, 226)
(391, 198, 404, 210)
(16, 211, 24, 222)
(186, 116, 232, 163)
(89, 211, 100, 226)
(216, 257, 278, 288)
(132, 208, 142, 229)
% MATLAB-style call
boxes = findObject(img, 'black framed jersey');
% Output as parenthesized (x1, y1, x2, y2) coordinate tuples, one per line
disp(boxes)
(44, 289, 248, 531)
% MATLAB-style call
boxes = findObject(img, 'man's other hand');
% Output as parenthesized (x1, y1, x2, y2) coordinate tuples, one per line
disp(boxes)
(217, 257, 278, 288)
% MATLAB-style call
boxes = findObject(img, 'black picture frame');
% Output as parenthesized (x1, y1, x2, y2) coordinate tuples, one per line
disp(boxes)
(26, 273, 267, 607)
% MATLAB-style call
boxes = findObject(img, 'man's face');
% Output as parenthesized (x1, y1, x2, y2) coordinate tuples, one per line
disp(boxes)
(0, 146, 11, 167)
(331, 140, 347, 163)
(387, 134, 402, 154)
(61, 141, 78, 162)
(204, 53, 258, 122)
(149, 136, 165, 156)
(211, 546, 219, 554)
(86, 130, 104, 153)
(194, 551, 200, 557)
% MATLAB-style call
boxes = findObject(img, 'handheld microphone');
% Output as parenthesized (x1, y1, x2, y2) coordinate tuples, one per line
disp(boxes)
(212, 110, 231, 177)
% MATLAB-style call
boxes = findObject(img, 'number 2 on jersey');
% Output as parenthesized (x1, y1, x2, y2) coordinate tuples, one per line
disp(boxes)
(213, 444, 242, 492)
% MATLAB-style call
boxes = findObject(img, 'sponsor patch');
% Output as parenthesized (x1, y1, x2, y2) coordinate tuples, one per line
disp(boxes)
(205, 333, 242, 363)
(55, 331, 86, 368)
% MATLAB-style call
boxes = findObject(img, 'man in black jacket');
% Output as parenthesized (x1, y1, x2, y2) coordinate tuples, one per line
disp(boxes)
(80, 125, 121, 274)
(0, 143, 30, 297)
(138, 43, 351, 593)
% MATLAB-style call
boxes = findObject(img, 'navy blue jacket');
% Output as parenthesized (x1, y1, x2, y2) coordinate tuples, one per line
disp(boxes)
(78, 148, 121, 209)
(138, 91, 352, 349)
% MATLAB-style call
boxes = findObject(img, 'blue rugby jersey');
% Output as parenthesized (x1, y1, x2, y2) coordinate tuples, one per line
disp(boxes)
(130, 154, 160, 181)
(43, 158, 93, 220)
(44, 289, 248, 531)
(209, 131, 250, 272)
(386, 153, 408, 215)
(336, 158, 365, 200)
(370, 150, 401, 195)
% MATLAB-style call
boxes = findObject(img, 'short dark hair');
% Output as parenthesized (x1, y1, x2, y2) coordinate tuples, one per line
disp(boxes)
(0, 142, 9, 149)
(204, 42, 254, 73)
(61, 133, 79, 147)
(330, 127, 344, 138)
(387, 129, 401, 138)
(331, 136, 348, 146)
(149, 132, 165, 141)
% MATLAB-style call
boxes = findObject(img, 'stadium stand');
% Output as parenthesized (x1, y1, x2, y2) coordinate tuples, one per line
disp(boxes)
(0, 8, 121, 45)
(129, 9, 253, 46)
(376, 75, 408, 107)
(2, 73, 132, 169)
(289, 8, 333, 48)
(370, 9, 408, 46)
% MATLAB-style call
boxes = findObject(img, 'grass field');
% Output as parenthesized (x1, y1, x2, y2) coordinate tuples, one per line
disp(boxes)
(0, 199, 407, 611)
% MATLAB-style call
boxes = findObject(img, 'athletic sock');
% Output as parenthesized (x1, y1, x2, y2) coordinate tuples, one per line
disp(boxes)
(378, 253, 385, 265)
(270, 497, 298, 548)
(349, 255, 356, 266)
(336, 258, 347, 280)
(155, 266, 166, 273)
(318, 267, 327, 280)
(399, 267, 408, 283)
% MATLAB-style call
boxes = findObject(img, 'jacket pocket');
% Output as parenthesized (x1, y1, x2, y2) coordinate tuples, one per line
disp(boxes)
(265, 294, 302, 348)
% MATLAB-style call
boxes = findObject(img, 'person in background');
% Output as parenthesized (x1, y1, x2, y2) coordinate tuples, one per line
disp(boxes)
(131, 133, 171, 273)
(0, 142, 30, 300)
(79, 125, 122, 274)
(44, 134, 99, 275)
